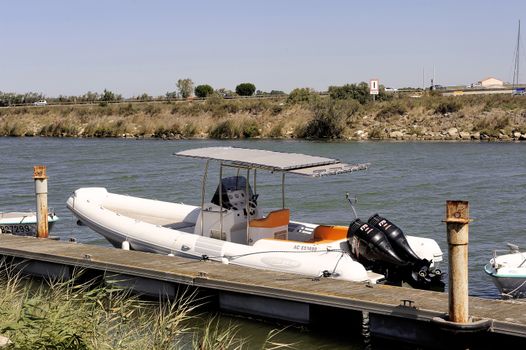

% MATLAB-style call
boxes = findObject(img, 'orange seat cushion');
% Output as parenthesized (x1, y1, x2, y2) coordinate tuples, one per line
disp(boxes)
(249, 209, 290, 228)
(309, 225, 348, 243)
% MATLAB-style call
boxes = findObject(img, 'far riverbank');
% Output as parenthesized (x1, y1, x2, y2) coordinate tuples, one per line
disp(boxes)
(1, 93, 526, 141)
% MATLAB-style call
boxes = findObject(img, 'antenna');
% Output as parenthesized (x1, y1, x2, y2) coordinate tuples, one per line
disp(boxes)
(513, 20, 521, 88)
(345, 193, 358, 220)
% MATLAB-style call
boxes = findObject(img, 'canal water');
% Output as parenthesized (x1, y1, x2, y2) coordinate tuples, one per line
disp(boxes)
(1, 137, 525, 348)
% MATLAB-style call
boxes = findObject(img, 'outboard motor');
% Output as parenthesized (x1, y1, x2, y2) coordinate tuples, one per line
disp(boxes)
(347, 219, 408, 266)
(368, 214, 421, 263)
(366, 214, 443, 289)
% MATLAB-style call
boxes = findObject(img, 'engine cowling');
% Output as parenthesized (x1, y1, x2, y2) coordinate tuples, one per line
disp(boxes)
(347, 219, 407, 266)
(368, 214, 422, 263)
(348, 215, 444, 290)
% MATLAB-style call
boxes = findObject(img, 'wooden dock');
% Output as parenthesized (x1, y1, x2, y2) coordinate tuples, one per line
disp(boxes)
(0, 234, 525, 348)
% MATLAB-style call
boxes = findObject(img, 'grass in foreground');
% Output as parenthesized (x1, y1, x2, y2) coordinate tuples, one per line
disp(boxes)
(0, 262, 293, 349)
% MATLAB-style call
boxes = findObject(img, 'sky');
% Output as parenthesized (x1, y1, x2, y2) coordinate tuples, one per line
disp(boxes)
(1, 0, 526, 97)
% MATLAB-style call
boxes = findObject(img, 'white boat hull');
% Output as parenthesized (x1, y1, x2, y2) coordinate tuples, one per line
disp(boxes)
(67, 188, 376, 283)
(0, 212, 59, 236)
(485, 251, 526, 298)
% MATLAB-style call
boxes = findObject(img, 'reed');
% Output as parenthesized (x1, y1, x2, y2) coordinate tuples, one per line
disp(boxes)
(0, 261, 293, 349)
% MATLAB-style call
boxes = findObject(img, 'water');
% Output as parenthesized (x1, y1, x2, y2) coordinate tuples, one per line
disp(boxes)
(1, 137, 525, 347)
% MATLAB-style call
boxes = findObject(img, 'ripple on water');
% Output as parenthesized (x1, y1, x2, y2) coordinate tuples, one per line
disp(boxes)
(1, 138, 525, 301)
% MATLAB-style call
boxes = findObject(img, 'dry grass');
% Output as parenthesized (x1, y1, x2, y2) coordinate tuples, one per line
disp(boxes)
(1, 94, 526, 140)
(0, 261, 295, 349)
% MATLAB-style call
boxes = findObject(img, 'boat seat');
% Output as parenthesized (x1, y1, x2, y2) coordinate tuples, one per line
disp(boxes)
(249, 209, 290, 242)
(307, 225, 348, 244)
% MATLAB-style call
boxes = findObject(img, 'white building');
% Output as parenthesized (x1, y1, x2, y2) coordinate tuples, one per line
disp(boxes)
(479, 77, 504, 88)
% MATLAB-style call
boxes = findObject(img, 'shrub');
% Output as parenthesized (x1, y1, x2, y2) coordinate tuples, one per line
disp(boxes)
(328, 83, 369, 104)
(209, 120, 239, 139)
(299, 100, 348, 139)
(240, 99, 269, 114)
(473, 115, 510, 133)
(194, 85, 214, 98)
(153, 123, 181, 138)
(271, 104, 284, 115)
(0, 120, 27, 136)
(40, 120, 80, 137)
(204, 95, 241, 118)
(235, 83, 256, 96)
(182, 122, 198, 137)
(376, 101, 407, 120)
(435, 100, 461, 114)
(143, 104, 162, 117)
(239, 119, 260, 138)
(329, 82, 391, 104)
(287, 88, 318, 104)
(268, 122, 284, 138)
(83, 122, 116, 137)
(369, 126, 385, 139)
(118, 103, 137, 116)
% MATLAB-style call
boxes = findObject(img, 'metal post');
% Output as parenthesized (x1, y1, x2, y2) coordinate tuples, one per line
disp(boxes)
(281, 172, 285, 209)
(200, 160, 209, 236)
(33, 165, 49, 238)
(219, 163, 223, 237)
(445, 200, 470, 323)
(253, 169, 257, 195)
(246, 168, 250, 244)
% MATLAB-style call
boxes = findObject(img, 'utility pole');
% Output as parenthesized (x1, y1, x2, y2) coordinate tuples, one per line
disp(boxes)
(422, 67, 425, 90)
(513, 20, 521, 88)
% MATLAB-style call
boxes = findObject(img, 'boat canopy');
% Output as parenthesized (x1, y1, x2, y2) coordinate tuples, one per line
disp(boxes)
(175, 147, 368, 177)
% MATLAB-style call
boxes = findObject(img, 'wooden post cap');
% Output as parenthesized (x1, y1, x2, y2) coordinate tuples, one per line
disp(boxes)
(33, 165, 47, 179)
(445, 200, 469, 224)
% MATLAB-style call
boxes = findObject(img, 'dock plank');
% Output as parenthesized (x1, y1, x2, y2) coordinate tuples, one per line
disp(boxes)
(0, 234, 525, 337)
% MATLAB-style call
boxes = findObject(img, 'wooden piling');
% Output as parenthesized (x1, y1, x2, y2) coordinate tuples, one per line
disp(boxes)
(33, 165, 49, 238)
(445, 200, 470, 323)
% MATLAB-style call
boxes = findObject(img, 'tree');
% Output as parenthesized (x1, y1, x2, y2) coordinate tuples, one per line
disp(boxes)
(82, 91, 99, 102)
(235, 83, 256, 96)
(165, 91, 178, 100)
(328, 82, 390, 104)
(194, 84, 214, 98)
(328, 83, 370, 104)
(287, 88, 318, 104)
(137, 93, 153, 101)
(177, 78, 194, 99)
(100, 89, 116, 101)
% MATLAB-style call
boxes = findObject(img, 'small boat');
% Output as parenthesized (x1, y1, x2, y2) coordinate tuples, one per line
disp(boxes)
(0, 211, 59, 236)
(67, 147, 443, 289)
(484, 243, 526, 298)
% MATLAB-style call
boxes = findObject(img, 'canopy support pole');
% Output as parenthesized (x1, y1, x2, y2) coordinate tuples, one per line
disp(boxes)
(200, 160, 209, 236)
(281, 172, 285, 209)
(246, 168, 250, 245)
(219, 162, 223, 237)
(253, 169, 257, 195)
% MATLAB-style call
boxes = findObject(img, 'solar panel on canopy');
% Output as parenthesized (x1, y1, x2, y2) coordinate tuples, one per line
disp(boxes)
(176, 147, 339, 171)
(175, 147, 369, 176)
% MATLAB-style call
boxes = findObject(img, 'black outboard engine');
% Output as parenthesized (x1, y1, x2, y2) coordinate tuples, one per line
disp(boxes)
(368, 214, 421, 263)
(347, 219, 408, 266)
(348, 215, 444, 290)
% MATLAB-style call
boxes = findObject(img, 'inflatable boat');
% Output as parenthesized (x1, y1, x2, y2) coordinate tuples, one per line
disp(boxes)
(67, 147, 443, 288)
(485, 243, 526, 298)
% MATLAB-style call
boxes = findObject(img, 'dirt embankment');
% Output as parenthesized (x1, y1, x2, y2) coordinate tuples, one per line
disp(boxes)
(1, 94, 526, 141)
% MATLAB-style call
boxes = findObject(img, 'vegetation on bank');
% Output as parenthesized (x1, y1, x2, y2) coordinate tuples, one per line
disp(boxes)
(1, 88, 526, 141)
(0, 264, 291, 349)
